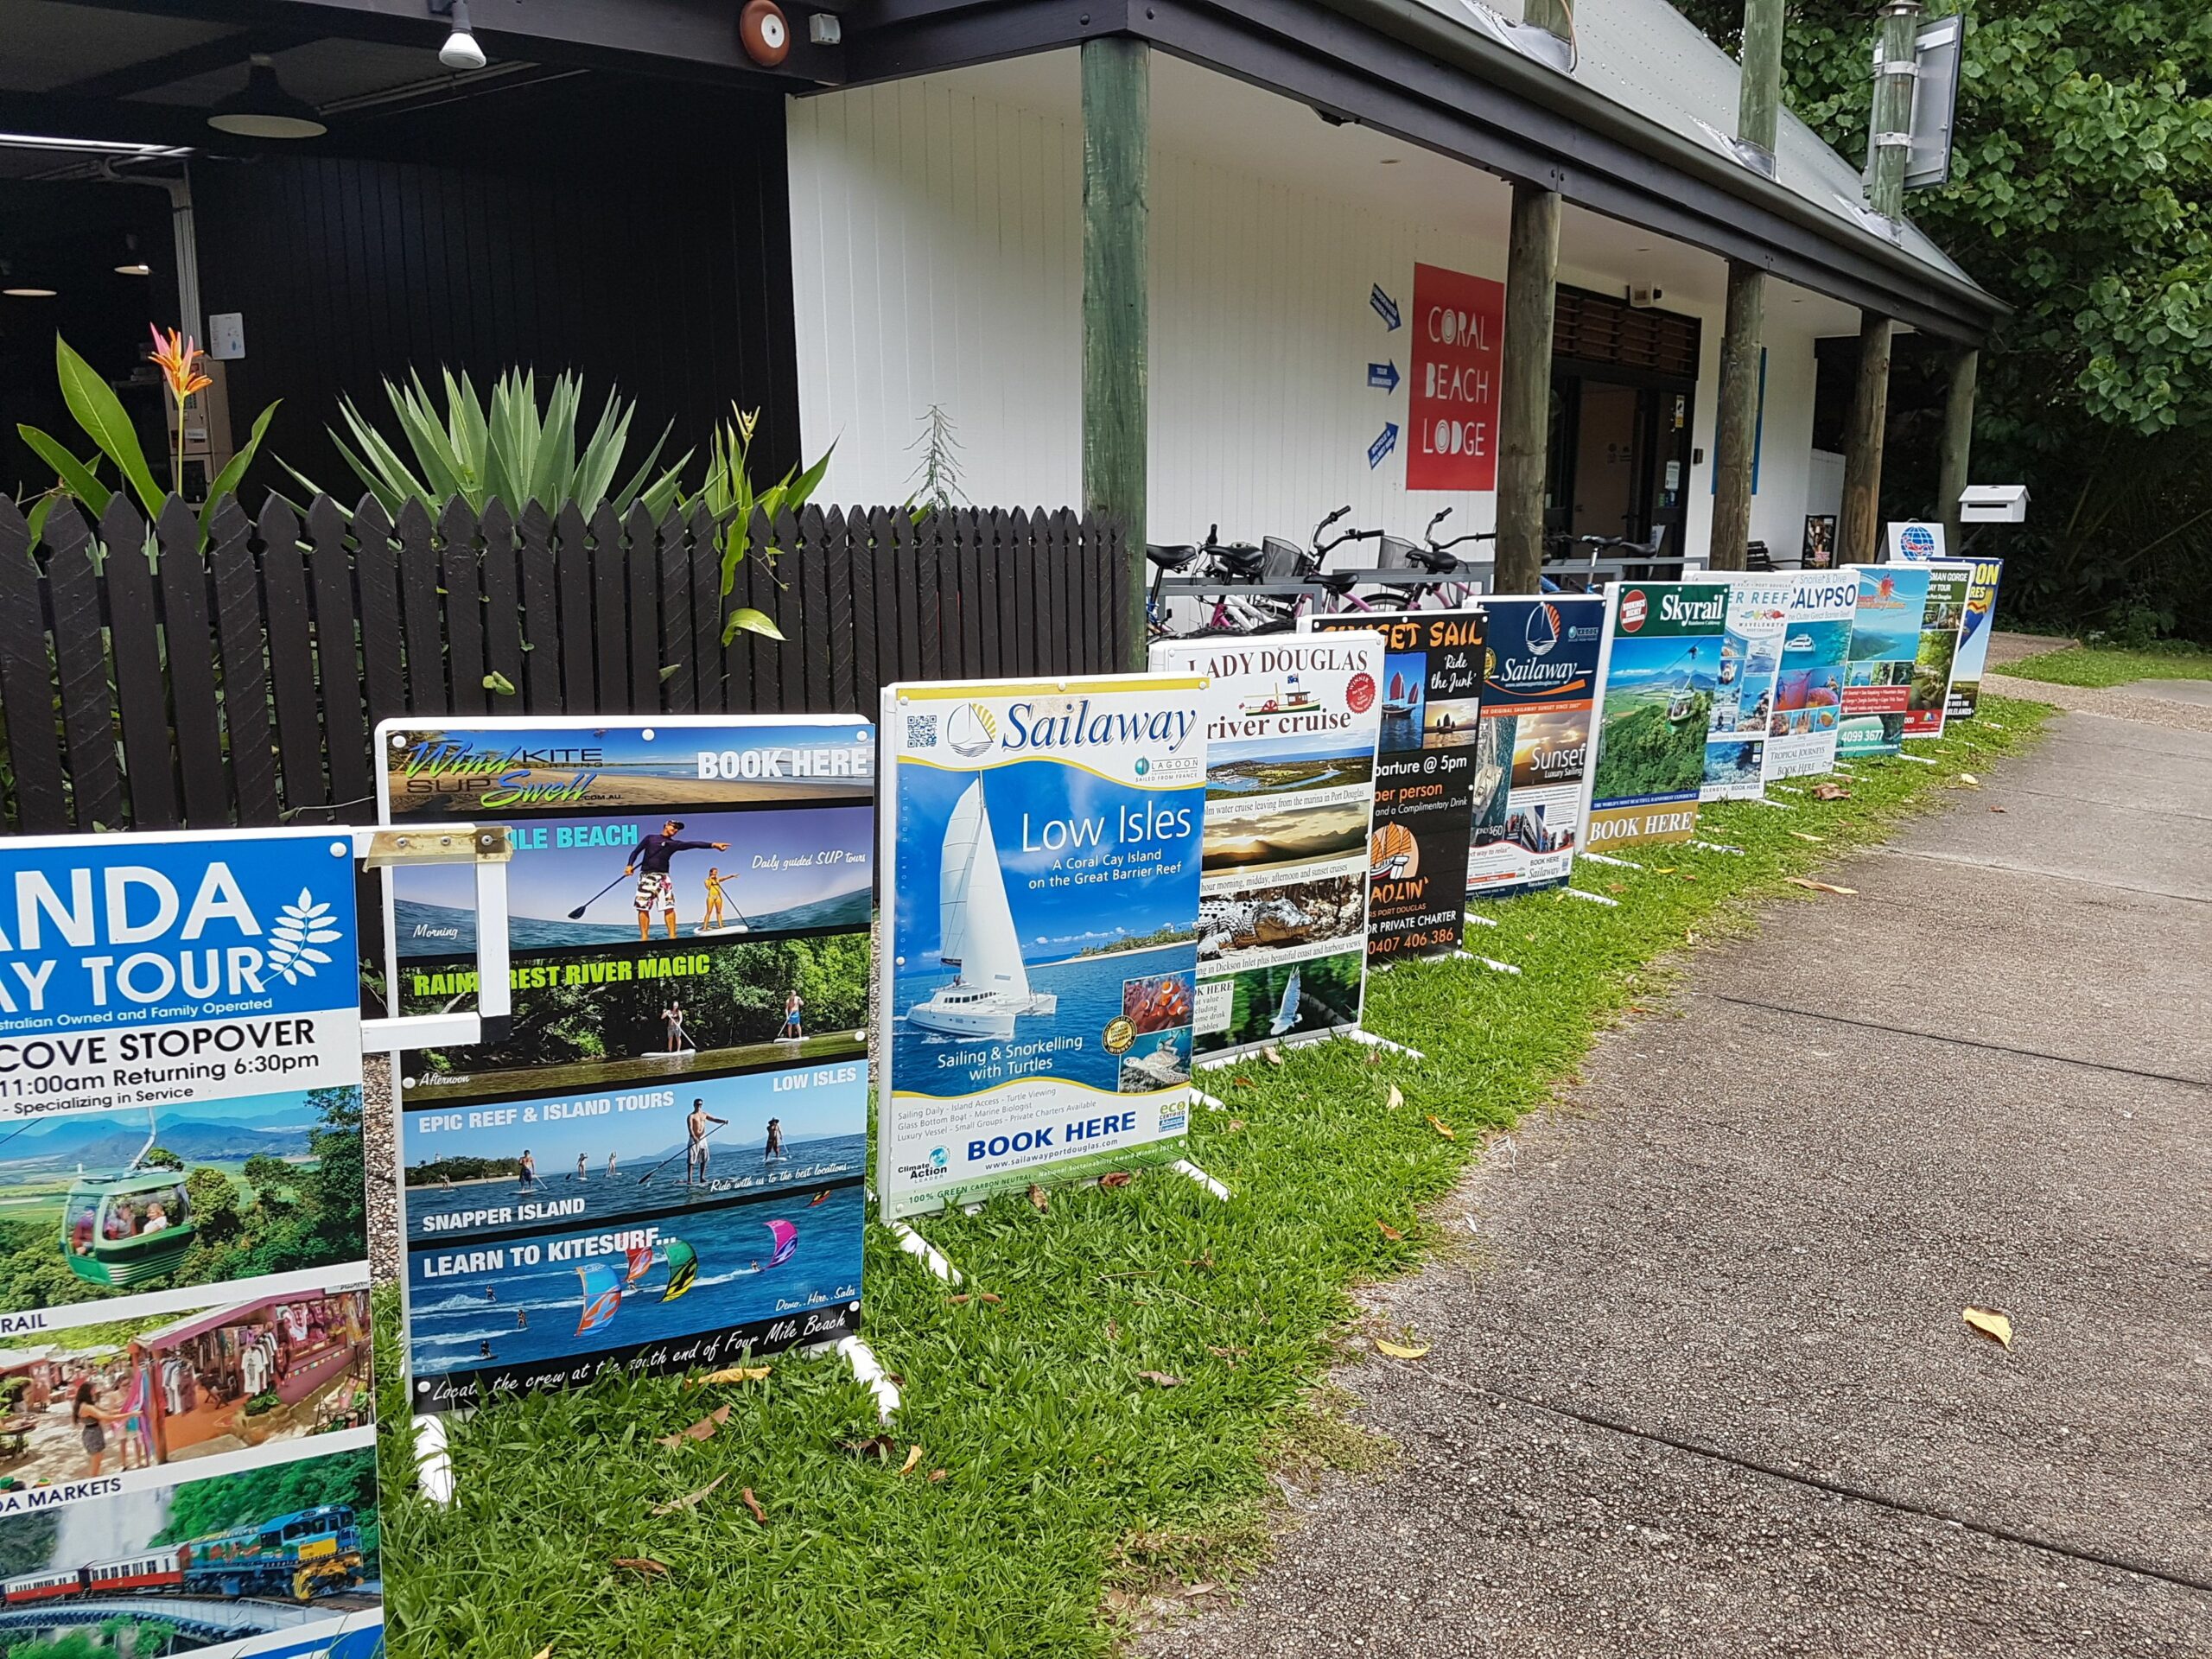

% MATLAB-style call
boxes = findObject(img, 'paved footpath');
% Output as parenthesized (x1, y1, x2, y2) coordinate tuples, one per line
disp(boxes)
(1145, 679, 2212, 1656)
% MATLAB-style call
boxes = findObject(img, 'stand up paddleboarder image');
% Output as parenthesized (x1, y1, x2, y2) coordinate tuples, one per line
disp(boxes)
(686, 1098, 728, 1186)
(625, 821, 729, 941)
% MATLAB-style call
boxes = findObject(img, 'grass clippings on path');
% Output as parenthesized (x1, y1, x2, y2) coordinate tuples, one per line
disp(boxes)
(2000, 642, 2212, 689)
(377, 695, 2053, 1659)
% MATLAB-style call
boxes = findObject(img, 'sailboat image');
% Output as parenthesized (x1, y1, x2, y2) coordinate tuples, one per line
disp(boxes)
(1381, 671, 1419, 716)
(908, 779, 1059, 1039)
(1267, 968, 1303, 1037)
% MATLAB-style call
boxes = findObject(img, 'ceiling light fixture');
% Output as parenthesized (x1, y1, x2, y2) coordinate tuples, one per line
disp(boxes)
(431, 0, 489, 71)
(116, 233, 151, 276)
(207, 54, 327, 139)
(3, 287, 58, 298)
(0, 131, 192, 157)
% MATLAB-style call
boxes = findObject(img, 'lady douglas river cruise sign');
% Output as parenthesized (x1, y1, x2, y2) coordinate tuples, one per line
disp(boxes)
(1149, 634, 1384, 1060)
(0, 827, 383, 1659)
(877, 676, 1208, 1217)
(380, 718, 874, 1414)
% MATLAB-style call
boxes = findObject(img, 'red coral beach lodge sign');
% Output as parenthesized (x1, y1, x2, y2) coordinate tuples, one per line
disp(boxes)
(1406, 262, 1504, 493)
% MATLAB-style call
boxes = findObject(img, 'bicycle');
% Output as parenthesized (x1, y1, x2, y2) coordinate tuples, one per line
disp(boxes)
(1146, 526, 1300, 638)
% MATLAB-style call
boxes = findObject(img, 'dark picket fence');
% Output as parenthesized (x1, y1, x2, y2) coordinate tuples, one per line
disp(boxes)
(0, 493, 1129, 835)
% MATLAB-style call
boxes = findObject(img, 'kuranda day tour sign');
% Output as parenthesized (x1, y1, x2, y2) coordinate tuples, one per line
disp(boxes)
(1904, 560, 1974, 739)
(1465, 595, 1604, 899)
(1149, 634, 1383, 1059)
(380, 718, 874, 1413)
(878, 677, 1207, 1218)
(1700, 575, 1794, 802)
(1838, 563, 1932, 759)
(1580, 580, 1734, 849)
(1764, 571, 1860, 781)
(1946, 557, 2005, 720)
(1304, 609, 1484, 963)
(0, 827, 384, 1659)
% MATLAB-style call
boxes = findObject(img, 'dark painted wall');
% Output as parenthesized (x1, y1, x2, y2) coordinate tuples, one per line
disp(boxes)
(194, 73, 801, 502)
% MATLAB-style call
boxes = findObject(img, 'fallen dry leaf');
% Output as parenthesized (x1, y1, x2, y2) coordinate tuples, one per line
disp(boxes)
(948, 1294, 970, 1305)
(1956, 772, 1981, 787)
(1206, 1344, 1249, 1363)
(1376, 1219, 1405, 1243)
(1785, 877, 1858, 896)
(1262, 1046, 1286, 1066)
(612, 1557, 670, 1578)
(1989, 804, 2008, 814)
(898, 1445, 924, 1476)
(1376, 1338, 1430, 1360)
(656, 1405, 731, 1447)
(1183, 1581, 1218, 1599)
(1811, 782, 1852, 800)
(1225, 1118, 1246, 1132)
(1231, 1076, 1255, 1089)
(1099, 1171, 1135, 1189)
(698, 1365, 770, 1386)
(533, 1649, 552, 1659)
(1386, 1084, 1405, 1111)
(741, 1487, 768, 1525)
(649, 1474, 727, 1516)
(1789, 830, 1826, 842)
(1653, 866, 1677, 874)
(1963, 1306, 2014, 1349)
(1606, 882, 1628, 893)
(1137, 1370, 1185, 1389)
(977, 1291, 1003, 1305)
(1105, 1318, 1121, 1341)
(841, 1433, 898, 1459)
(1027, 1184, 1049, 1212)
(1427, 1115, 1457, 1141)
(929, 1468, 948, 1483)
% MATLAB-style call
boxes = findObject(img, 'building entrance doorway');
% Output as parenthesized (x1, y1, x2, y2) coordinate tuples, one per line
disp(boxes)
(1541, 286, 1700, 558)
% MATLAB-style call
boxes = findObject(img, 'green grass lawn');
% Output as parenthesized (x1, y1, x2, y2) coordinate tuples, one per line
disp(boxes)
(377, 696, 2052, 1659)
(1999, 642, 2212, 689)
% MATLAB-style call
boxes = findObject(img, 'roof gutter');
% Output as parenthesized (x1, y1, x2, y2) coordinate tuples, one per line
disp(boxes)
(1319, 0, 2008, 324)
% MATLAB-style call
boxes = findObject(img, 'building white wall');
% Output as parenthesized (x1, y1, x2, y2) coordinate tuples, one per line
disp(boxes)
(786, 56, 1841, 563)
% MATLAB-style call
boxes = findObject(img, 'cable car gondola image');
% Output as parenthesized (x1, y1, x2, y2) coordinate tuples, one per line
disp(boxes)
(60, 1103, 194, 1287)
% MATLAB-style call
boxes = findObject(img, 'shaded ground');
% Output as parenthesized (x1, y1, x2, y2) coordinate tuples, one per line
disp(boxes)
(1144, 696, 2212, 1656)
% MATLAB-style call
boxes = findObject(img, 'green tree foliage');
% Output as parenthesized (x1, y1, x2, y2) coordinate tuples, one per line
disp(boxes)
(1674, 0, 2212, 639)
(151, 1446, 380, 1570)
(141, 1147, 185, 1172)
(1592, 696, 1709, 801)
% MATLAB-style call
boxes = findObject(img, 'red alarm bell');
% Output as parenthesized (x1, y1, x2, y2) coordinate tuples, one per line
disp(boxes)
(740, 0, 791, 66)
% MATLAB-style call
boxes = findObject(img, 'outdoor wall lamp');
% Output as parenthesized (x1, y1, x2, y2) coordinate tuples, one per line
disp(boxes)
(431, 0, 491, 72)
(207, 55, 327, 139)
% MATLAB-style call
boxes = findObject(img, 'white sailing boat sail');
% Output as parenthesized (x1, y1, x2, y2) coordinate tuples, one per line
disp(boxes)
(908, 779, 1058, 1039)
(1267, 967, 1302, 1037)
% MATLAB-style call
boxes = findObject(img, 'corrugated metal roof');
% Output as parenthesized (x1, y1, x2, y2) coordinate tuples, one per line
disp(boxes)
(1417, 0, 1979, 292)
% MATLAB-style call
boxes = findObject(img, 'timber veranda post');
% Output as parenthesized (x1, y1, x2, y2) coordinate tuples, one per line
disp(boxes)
(1707, 0, 1787, 571)
(1936, 346, 1980, 550)
(1081, 35, 1151, 667)
(1495, 0, 1572, 595)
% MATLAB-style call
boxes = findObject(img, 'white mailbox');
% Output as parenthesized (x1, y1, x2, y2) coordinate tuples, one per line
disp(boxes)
(1959, 483, 2030, 524)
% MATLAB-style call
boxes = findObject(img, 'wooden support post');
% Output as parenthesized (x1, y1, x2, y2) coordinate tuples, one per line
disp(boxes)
(1496, 181, 1559, 594)
(1838, 311, 1892, 565)
(1866, 0, 1922, 221)
(1082, 36, 1150, 666)
(1707, 0, 1784, 570)
(1936, 346, 1979, 549)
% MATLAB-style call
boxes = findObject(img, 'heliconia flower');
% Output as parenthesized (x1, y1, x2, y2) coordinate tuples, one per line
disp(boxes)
(149, 323, 213, 403)
(734, 406, 761, 445)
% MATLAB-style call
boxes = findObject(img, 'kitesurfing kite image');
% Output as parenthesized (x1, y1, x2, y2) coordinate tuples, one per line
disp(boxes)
(661, 1236, 699, 1301)
(728, 1219, 799, 1275)
(575, 1262, 624, 1336)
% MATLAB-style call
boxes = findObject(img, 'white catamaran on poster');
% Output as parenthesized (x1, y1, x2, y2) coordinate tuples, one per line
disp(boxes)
(907, 778, 1058, 1039)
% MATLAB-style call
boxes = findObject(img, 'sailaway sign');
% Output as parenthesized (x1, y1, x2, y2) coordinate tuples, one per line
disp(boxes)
(879, 676, 1208, 1217)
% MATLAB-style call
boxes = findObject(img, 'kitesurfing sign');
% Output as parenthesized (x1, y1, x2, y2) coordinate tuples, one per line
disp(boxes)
(379, 716, 874, 1413)
(1149, 634, 1385, 1062)
(878, 676, 1209, 1218)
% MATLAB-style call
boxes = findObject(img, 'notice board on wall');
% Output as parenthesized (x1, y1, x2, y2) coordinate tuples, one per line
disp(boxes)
(381, 718, 875, 1414)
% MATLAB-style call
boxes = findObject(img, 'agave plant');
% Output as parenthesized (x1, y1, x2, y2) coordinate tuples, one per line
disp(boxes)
(692, 404, 834, 645)
(288, 368, 690, 521)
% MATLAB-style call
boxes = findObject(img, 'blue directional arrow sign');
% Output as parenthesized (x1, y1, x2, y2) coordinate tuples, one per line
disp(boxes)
(1368, 422, 1399, 470)
(1370, 284, 1402, 331)
(1367, 359, 1401, 393)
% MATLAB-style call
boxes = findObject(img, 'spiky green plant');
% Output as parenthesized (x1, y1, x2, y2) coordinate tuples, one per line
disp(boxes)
(691, 404, 834, 645)
(288, 368, 690, 521)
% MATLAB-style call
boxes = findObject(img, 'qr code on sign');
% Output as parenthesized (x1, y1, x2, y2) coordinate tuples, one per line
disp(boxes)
(906, 714, 938, 749)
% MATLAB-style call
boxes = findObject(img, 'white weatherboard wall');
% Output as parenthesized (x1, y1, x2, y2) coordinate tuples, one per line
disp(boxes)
(787, 53, 1842, 559)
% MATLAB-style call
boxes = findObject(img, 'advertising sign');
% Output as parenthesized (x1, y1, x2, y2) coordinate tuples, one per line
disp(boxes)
(1764, 571, 1861, 781)
(1466, 595, 1605, 898)
(1947, 556, 2005, 719)
(1701, 575, 1794, 801)
(1838, 564, 1933, 759)
(1905, 560, 1973, 737)
(1149, 636, 1382, 1060)
(1886, 520, 1948, 563)
(381, 718, 874, 1413)
(1305, 609, 1484, 963)
(879, 677, 1206, 1218)
(0, 827, 383, 1658)
(1406, 262, 1503, 493)
(1580, 581, 1733, 849)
